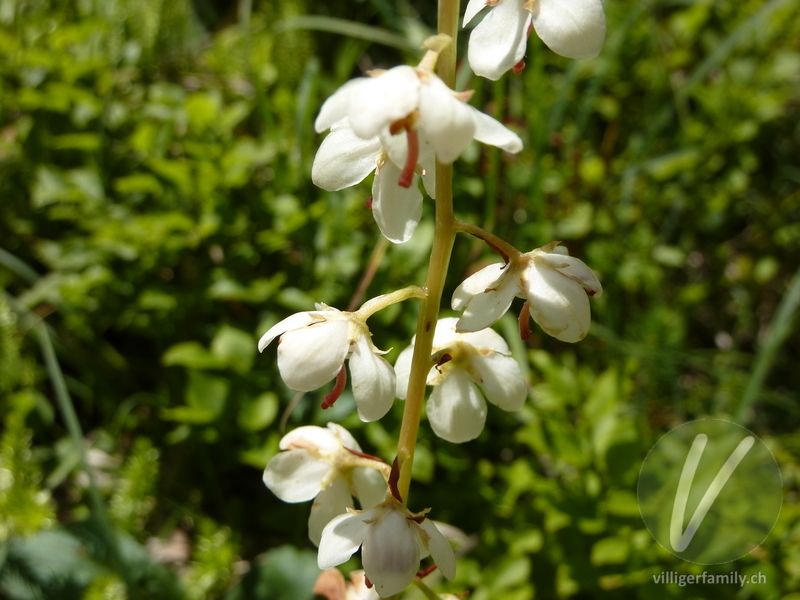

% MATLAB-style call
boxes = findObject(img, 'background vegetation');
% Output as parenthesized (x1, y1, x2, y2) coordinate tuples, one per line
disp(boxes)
(1, 0, 799, 598)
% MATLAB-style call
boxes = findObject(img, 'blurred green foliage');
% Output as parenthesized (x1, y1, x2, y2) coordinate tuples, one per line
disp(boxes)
(0, 0, 799, 598)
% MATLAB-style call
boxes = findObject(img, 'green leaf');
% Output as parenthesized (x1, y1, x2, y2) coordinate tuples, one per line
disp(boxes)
(210, 326, 255, 374)
(113, 174, 164, 196)
(160, 406, 218, 424)
(185, 91, 221, 132)
(186, 371, 228, 415)
(590, 536, 630, 566)
(237, 392, 278, 432)
(162, 342, 221, 370)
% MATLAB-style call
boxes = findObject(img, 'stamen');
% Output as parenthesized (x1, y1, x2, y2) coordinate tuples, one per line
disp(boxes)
(512, 59, 526, 75)
(366, 196, 373, 209)
(321, 366, 347, 409)
(398, 127, 419, 188)
(519, 301, 532, 341)
(433, 353, 452, 374)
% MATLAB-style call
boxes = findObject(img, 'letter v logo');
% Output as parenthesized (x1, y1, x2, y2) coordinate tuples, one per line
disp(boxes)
(669, 434, 755, 552)
(638, 420, 782, 564)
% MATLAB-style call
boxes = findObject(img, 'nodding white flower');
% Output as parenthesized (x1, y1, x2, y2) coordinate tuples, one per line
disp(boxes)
(463, 0, 607, 80)
(263, 424, 387, 546)
(312, 37, 522, 243)
(452, 242, 602, 342)
(312, 118, 436, 244)
(258, 303, 396, 422)
(318, 498, 456, 598)
(395, 318, 527, 443)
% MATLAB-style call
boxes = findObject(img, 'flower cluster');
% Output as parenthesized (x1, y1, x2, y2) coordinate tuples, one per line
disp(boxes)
(259, 7, 608, 596)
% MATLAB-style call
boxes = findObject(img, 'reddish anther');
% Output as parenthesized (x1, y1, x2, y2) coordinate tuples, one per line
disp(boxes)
(366, 196, 374, 209)
(321, 366, 347, 409)
(364, 575, 373, 589)
(519, 300, 532, 341)
(398, 127, 419, 188)
(512, 59, 526, 75)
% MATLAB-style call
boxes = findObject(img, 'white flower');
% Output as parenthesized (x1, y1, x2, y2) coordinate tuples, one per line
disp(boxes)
(464, 0, 607, 80)
(395, 318, 526, 443)
(312, 118, 436, 243)
(258, 303, 396, 422)
(312, 42, 523, 243)
(263, 424, 387, 546)
(318, 498, 456, 598)
(315, 64, 523, 163)
(452, 242, 602, 342)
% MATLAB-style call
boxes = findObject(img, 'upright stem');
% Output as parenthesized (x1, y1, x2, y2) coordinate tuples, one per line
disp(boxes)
(395, 0, 460, 504)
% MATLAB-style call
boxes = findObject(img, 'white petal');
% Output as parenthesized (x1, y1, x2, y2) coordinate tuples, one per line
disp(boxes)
(531, 0, 606, 60)
(452, 263, 507, 310)
(468, 0, 531, 81)
(417, 519, 456, 580)
(277, 319, 350, 391)
(280, 425, 341, 453)
(309, 476, 354, 546)
(522, 260, 591, 342)
(471, 108, 523, 153)
(431, 317, 460, 349)
(469, 352, 527, 412)
(349, 335, 396, 422)
(352, 467, 387, 510)
(349, 66, 420, 140)
(536, 252, 602, 298)
(258, 311, 317, 352)
(420, 154, 436, 199)
(318, 510, 372, 570)
(427, 370, 487, 443)
(312, 120, 381, 191)
(453, 267, 518, 333)
(394, 345, 415, 400)
(418, 77, 476, 164)
(326, 422, 362, 452)
(372, 161, 423, 244)
(362, 508, 419, 597)
(464, 0, 488, 25)
(315, 78, 369, 133)
(263, 450, 333, 503)
(459, 326, 511, 354)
